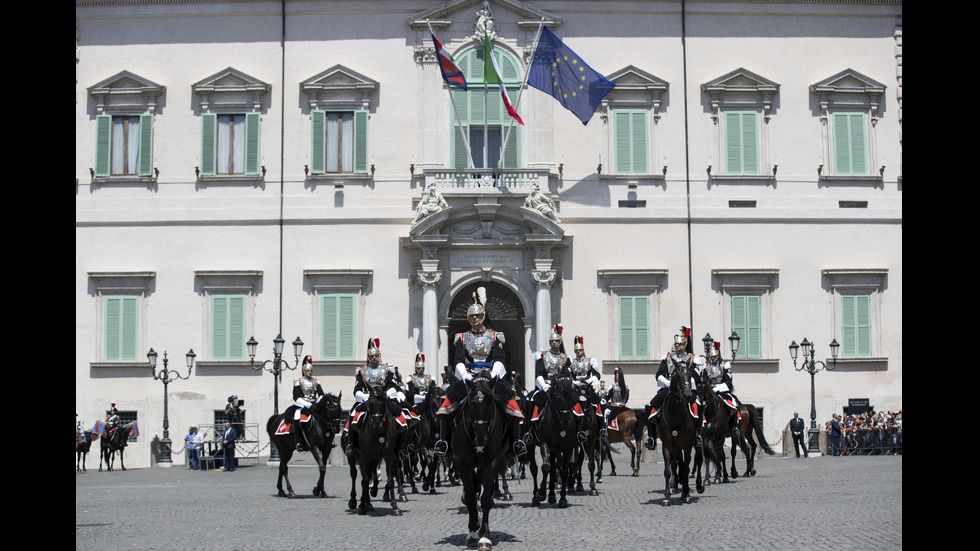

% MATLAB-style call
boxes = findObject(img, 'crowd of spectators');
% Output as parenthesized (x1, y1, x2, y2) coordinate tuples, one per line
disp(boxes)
(826, 410, 901, 456)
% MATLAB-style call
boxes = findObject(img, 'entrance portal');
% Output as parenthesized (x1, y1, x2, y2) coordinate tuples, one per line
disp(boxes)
(447, 281, 526, 386)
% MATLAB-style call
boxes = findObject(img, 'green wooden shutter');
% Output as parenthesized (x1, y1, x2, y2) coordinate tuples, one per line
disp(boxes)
(353, 110, 369, 174)
(452, 89, 470, 170)
(841, 294, 871, 357)
(200, 113, 217, 176)
(311, 110, 326, 175)
(212, 295, 245, 360)
(244, 112, 261, 176)
(833, 112, 867, 175)
(138, 114, 154, 177)
(95, 115, 112, 177)
(614, 110, 648, 174)
(105, 295, 138, 362)
(322, 293, 356, 360)
(502, 117, 519, 168)
(731, 295, 762, 359)
(619, 295, 649, 359)
(725, 111, 759, 175)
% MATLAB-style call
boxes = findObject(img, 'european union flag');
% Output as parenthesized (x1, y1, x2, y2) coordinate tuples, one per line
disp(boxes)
(528, 27, 615, 125)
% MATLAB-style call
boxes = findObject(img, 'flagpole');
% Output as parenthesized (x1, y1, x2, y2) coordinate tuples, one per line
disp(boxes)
(483, 31, 489, 171)
(428, 21, 475, 170)
(498, 20, 544, 169)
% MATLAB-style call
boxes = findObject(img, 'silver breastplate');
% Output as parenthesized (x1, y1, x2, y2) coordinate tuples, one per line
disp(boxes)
(411, 373, 430, 392)
(570, 357, 591, 379)
(543, 351, 566, 377)
(362, 364, 388, 387)
(300, 377, 318, 400)
(706, 363, 724, 384)
(668, 352, 692, 374)
(462, 331, 495, 362)
(610, 386, 624, 404)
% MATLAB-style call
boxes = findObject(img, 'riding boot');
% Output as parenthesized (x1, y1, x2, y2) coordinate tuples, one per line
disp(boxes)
(434, 418, 449, 457)
(291, 417, 304, 452)
(396, 432, 409, 460)
(345, 430, 358, 457)
(511, 419, 527, 457)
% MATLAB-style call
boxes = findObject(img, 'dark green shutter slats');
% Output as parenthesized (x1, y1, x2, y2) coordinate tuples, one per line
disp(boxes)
(244, 112, 261, 176)
(731, 295, 762, 359)
(212, 295, 246, 360)
(95, 115, 112, 177)
(834, 112, 867, 175)
(725, 111, 759, 175)
(138, 114, 154, 177)
(614, 110, 648, 174)
(619, 295, 649, 359)
(200, 113, 217, 176)
(353, 110, 369, 174)
(105, 296, 138, 362)
(322, 293, 356, 360)
(311, 110, 326, 175)
(841, 294, 871, 357)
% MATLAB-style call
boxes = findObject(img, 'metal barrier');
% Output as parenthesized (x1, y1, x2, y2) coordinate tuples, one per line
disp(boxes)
(196, 422, 261, 470)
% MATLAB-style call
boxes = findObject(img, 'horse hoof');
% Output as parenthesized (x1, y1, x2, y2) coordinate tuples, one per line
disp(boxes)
(750, 469, 756, 476)
(357, 507, 367, 516)
(466, 534, 479, 548)
(596, 477, 603, 484)
(609, 471, 616, 476)
(532, 497, 541, 507)
(575, 484, 584, 493)
(313, 488, 321, 497)
(632, 469, 640, 477)
(547, 495, 557, 504)
(411, 488, 419, 494)
(503, 493, 512, 501)
(559, 499, 568, 508)
(697, 486, 705, 494)
(277, 490, 288, 498)
(661, 499, 671, 507)
(399, 495, 408, 503)
(589, 489, 599, 496)
(348, 499, 357, 509)
(391, 508, 402, 516)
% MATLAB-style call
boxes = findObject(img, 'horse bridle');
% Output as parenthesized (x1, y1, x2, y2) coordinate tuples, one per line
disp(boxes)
(464, 378, 497, 454)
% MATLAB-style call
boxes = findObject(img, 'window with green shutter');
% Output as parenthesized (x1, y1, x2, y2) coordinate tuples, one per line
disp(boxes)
(321, 293, 356, 360)
(724, 110, 760, 175)
(450, 48, 521, 169)
(200, 113, 261, 176)
(104, 295, 139, 362)
(841, 294, 872, 357)
(731, 294, 762, 359)
(619, 295, 650, 359)
(211, 295, 246, 360)
(94, 114, 154, 178)
(832, 112, 868, 176)
(310, 110, 369, 174)
(614, 110, 649, 174)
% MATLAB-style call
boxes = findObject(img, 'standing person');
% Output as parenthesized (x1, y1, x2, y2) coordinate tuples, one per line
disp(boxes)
(191, 426, 204, 470)
(830, 414, 843, 456)
(789, 412, 808, 458)
(185, 427, 200, 470)
(221, 421, 237, 472)
(224, 395, 245, 442)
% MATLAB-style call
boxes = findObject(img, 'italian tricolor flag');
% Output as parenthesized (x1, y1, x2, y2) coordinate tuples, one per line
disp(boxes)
(484, 31, 524, 126)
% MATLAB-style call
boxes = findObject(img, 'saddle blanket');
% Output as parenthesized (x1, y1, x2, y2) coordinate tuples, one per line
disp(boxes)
(275, 414, 311, 435)
(531, 402, 584, 422)
(345, 409, 408, 428)
(608, 417, 619, 431)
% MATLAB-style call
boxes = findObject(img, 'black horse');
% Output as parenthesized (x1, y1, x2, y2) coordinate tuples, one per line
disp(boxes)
(266, 392, 343, 498)
(99, 423, 130, 472)
(651, 364, 703, 505)
(452, 375, 508, 547)
(570, 383, 601, 496)
(528, 370, 579, 508)
(417, 385, 449, 494)
(76, 428, 95, 472)
(700, 387, 748, 484)
(345, 382, 405, 515)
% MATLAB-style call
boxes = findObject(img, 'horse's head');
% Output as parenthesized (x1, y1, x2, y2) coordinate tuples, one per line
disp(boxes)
(669, 363, 692, 400)
(464, 376, 497, 453)
(314, 392, 344, 432)
(427, 386, 445, 418)
(367, 384, 390, 434)
(548, 370, 577, 429)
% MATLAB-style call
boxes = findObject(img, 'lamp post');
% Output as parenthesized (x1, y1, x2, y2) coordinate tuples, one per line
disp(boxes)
(148, 348, 196, 464)
(789, 337, 839, 454)
(701, 331, 741, 361)
(247, 334, 303, 462)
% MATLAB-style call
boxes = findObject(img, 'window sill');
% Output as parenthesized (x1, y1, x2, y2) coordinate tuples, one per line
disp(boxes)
(730, 358, 779, 372)
(91, 175, 158, 185)
(818, 175, 884, 187)
(196, 360, 254, 369)
(90, 361, 147, 369)
(307, 173, 372, 182)
(197, 174, 265, 185)
(831, 356, 888, 370)
(598, 173, 666, 183)
(708, 174, 776, 185)
(603, 359, 660, 370)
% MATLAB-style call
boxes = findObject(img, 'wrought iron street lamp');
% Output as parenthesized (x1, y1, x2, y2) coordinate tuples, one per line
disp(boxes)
(701, 331, 741, 361)
(789, 337, 839, 454)
(247, 334, 303, 461)
(147, 347, 196, 463)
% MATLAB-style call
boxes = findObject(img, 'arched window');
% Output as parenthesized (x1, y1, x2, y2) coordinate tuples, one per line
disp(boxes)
(451, 47, 522, 169)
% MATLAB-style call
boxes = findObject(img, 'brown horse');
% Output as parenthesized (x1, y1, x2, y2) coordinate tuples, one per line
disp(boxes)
(597, 407, 645, 481)
(733, 403, 775, 476)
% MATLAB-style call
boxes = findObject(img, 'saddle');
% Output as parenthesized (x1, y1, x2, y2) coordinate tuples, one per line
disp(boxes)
(275, 412, 312, 436)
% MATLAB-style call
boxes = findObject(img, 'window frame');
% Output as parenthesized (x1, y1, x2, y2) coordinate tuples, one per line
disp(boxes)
(598, 269, 667, 366)
(712, 269, 779, 364)
(831, 111, 869, 176)
(823, 269, 887, 362)
(89, 272, 155, 367)
(194, 271, 261, 366)
(722, 109, 761, 176)
(304, 269, 372, 365)
(200, 112, 261, 177)
(310, 110, 369, 175)
(810, 69, 886, 181)
(613, 109, 649, 175)
(702, 68, 778, 180)
(87, 71, 163, 183)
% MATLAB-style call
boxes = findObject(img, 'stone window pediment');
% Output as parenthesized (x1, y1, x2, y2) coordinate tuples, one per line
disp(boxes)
(604, 65, 668, 111)
(811, 69, 886, 181)
(88, 70, 166, 115)
(810, 68, 886, 112)
(703, 68, 779, 180)
(301, 65, 379, 112)
(192, 67, 271, 113)
(702, 67, 779, 115)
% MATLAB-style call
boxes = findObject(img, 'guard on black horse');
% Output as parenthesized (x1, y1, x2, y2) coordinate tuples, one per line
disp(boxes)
(344, 337, 408, 457)
(701, 342, 741, 438)
(434, 292, 527, 459)
(646, 326, 703, 449)
(530, 324, 588, 443)
(284, 356, 324, 451)
(569, 335, 605, 436)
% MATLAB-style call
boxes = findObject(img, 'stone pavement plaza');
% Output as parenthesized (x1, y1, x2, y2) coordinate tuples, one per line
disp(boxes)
(76, 454, 901, 550)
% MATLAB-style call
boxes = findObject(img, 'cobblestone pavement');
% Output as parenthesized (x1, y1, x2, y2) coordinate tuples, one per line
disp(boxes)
(77, 453, 901, 550)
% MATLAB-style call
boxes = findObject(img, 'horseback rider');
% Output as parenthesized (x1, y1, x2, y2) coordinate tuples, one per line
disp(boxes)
(603, 368, 630, 435)
(645, 326, 703, 448)
(702, 341, 741, 437)
(345, 337, 407, 457)
(286, 356, 325, 451)
(407, 353, 435, 408)
(105, 403, 120, 433)
(530, 324, 592, 441)
(434, 293, 527, 458)
(570, 335, 605, 435)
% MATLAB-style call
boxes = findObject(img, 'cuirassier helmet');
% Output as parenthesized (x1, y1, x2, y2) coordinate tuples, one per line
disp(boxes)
(549, 323, 563, 343)
(674, 326, 692, 351)
(573, 335, 585, 353)
(709, 341, 721, 361)
(302, 355, 314, 376)
(366, 337, 381, 358)
(414, 353, 425, 374)
(466, 292, 486, 324)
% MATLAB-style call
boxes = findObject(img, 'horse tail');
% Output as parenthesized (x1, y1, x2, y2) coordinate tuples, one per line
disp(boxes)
(747, 405, 775, 455)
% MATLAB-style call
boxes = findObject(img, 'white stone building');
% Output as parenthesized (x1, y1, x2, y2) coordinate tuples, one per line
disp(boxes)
(76, 0, 902, 468)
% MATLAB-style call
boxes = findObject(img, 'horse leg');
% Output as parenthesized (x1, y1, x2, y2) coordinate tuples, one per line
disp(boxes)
(119, 448, 126, 471)
(387, 456, 404, 515)
(694, 442, 705, 495)
(546, 452, 557, 504)
(479, 466, 496, 540)
(626, 437, 639, 477)
(348, 460, 358, 510)
(680, 448, 693, 503)
(558, 454, 570, 508)
(661, 448, 672, 506)
(728, 434, 738, 480)
(278, 447, 296, 498)
(358, 460, 374, 514)
(311, 446, 327, 498)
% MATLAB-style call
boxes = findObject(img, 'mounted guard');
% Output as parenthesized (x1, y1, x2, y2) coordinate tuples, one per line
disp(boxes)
(702, 342, 741, 435)
(570, 335, 605, 435)
(434, 292, 527, 458)
(284, 356, 325, 451)
(646, 326, 703, 448)
(345, 337, 408, 457)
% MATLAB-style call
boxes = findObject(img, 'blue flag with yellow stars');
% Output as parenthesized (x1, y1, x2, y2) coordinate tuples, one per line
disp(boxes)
(528, 27, 615, 125)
